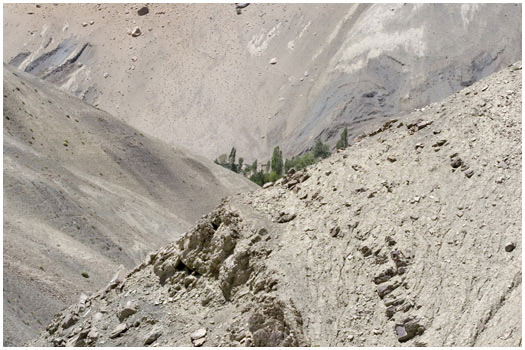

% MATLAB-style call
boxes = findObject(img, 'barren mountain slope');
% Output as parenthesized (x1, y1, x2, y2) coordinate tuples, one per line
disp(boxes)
(4, 3, 521, 160)
(3, 65, 256, 346)
(33, 63, 522, 347)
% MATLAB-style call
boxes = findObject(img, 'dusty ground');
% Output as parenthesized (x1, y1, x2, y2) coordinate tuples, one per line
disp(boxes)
(32, 62, 521, 347)
(3, 65, 256, 346)
(3, 4, 521, 161)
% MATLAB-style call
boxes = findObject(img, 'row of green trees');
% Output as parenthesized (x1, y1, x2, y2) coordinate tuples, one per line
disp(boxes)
(215, 128, 349, 186)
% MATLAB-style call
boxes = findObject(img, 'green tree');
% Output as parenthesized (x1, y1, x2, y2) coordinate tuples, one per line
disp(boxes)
(249, 171, 265, 186)
(271, 146, 283, 176)
(228, 147, 237, 172)
(336, 127, 348, 150)
(238, 157, 244, 172)
(284, 158, 293, 173)
(313, 139, 330, 159)
(251, 159, 258, 173)
(264, 171, 281, 184)
(297, 152, 316, 169)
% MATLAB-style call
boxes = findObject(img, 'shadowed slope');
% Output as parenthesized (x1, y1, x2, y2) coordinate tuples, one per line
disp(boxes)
(3, 65, 256, 346)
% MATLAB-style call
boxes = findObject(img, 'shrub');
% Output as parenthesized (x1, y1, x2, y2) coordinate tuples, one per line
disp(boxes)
(313, 139, 330, 159)
(336, 127, 348, 150)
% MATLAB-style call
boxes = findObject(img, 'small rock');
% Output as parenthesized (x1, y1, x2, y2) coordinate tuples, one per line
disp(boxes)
(385, 305, 396, 318)
(450, 157, 463, 169)
(87, 328, 99, 342)
(330, 226, 340, 237)
(131, 27, 142, 37)
(81, 22, 88, 27)
(93, 312, 103, 322)
(395, 318, 425, 342)
(144, 327, 162, 345)
(110, 323, 128, 338)
(387, 156, 397, 162)
(89, 20, 94, 25)
(360, 245, 372, 257)
(62, 312, 78, 329)
(287, 179, 299, 188)
(106, 265, 126, 290)
(464, 169, 474, 178)
(184, 275, 198, 288)
(269, 57, 278, 65)
(348, 334, 354, 341)
(262, 182, 273, 189)
(277, 212, 296, 223)
(193, 337, 206, 347)
(395, 325, 408, 341)
(78, 293, 88, 305)
(117, 301, 138, 321)
(432, 139, 447, 147)
(191, 328, 207, 340)
(137, 6, 149, 16)
(505, 242, 516, 252)
(103, 72, 109, 78)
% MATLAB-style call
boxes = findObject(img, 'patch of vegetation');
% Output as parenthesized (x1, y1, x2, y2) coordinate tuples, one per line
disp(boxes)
(313, 139, 330, 159)
(218, 130, 347, 186)
(81, 272, 90, 279)
(335, 127, 349, 150)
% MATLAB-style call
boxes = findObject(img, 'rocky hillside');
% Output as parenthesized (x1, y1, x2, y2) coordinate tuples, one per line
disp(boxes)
(3, 65, 256, 346)
(32, 63, 522, 347)
(4, 4, 521, 161)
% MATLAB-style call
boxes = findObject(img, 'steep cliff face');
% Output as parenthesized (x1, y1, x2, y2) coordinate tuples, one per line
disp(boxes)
(3, 65, 256, 346)
(32, 63, 521, 347)
(4, 4, 521, 160)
